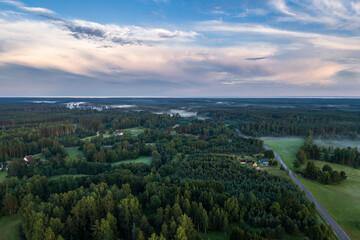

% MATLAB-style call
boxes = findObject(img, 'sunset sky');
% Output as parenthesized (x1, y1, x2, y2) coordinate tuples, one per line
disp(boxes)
(0, 0, 359, 97)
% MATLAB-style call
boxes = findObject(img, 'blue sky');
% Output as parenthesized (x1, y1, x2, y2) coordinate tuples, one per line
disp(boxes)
(0, 0, 359, 97)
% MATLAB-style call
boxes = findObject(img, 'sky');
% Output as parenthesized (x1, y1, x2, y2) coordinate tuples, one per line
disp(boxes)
(0, 0, 359, 97)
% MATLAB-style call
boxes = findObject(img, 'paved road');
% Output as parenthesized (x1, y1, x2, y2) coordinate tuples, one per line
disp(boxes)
(235, 129, 350, 240)
(263, 144, 351, 240)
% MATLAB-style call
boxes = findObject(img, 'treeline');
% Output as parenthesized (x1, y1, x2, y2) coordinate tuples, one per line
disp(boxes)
(208, 107, 360, 138)
(294, 137, 347, 185)
(297, 136, 360, 168)
(303, 162, 347, 185)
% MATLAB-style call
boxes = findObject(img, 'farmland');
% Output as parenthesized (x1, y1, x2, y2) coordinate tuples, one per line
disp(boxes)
(266, 138, 360, 239)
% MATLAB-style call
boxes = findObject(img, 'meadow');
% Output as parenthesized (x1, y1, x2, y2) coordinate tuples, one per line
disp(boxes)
(0, 215, 22, 240)
(111, 156, 152, 166)
(65, 148, 85, 160)
(266, 138, 360, 240)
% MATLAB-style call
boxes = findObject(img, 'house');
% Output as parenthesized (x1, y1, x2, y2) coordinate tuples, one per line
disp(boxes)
(115, 130, 124, 136)
(24, 155, 32, 165)
(240, 159, 247, 164)
(195, 135, 199, 140)
(258, 159, 269, 166)
(252, 162, 257, 167)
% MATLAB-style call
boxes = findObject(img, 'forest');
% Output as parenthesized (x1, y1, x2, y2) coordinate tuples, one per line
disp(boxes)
(0, 99, 344, 240)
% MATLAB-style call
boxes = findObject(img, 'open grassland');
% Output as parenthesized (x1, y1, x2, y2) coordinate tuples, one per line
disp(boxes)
(32, 153, 45, 161)
(0, 215, 22, 240)
(265, 138, 304, 172)
(122, 127, 144, 137)
(111, 156, 152, 166)
(265, 167, 289, 178)
(300, 160, 360, 240)
(66, 148, 85, 160)
(48, 174, 89, 181)
(0, 171, 8, 183)
(198, 231, 227, 240)
(82, 127, 144, 141)
(266, 138, 360, 239)
(81, 130, 111, 141)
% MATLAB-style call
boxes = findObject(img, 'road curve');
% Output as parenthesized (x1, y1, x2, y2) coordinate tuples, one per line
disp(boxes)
(234, 129, 350, 240)
(263, 144, 351, 240)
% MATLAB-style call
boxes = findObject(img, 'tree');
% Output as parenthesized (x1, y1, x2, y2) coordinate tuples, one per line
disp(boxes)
(322, 164, 332, 173)
(150, 195, 161, 210)
(296, 149, 307, 164)
(175, 226, 187, 240)
(304, 162, 319, 180)
(8, 158, 26, 178)
(264, 150, 275, 159)
(270, 202, 281, 215)
(320, 171, 331, 184)
(293, 159, 300, 169)
(340, 171, 347, 180)
(331, 171, 341, 184)
(98, 124, 106, 134)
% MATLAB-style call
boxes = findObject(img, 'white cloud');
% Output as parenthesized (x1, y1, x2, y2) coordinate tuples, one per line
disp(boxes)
(0, 3, 358, 93)
(195, 20, 360, 50)
(235, 8, 268, 17)
(0, 0, 54, 14)
(271, 0, 296, 16)
(271, 0, 360, 30)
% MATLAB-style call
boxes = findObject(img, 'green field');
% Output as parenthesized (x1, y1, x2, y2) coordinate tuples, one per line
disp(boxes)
(122, 127, 144, 137)
(111, 156, 152, 166)
(81, 130, 112, 141)
(48, 174, 89, 181)
(266, 138, 360, 239)
(0, 215, 22, 240)
(198, 231, 227, 240)
(265, 138, 304, 172)
(0, 171, 8, 183)
(65, 148, 85, 160)
(300, 160, 360, 240)
(32, 153, 45, 161)
(82, 128, 144, 141)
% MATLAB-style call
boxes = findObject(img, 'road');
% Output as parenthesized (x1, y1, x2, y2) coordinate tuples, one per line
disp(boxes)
(264, 145, 351, 240)
(235, 129, 350, 240)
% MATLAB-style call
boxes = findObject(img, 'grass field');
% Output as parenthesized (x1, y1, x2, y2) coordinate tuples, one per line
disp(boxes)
(111, 156, 152, 166)
(82, 128, 144, 141)
(0, 171, 8, 183)
(300, 160, 360, 239)
(266, 138, 360, 239)
(122, 127, 144, 137)
(265, 138, 305, 172)
(32, 153, 45, 161)
(48, 174, 89, 181)
(198, 231, 227, 240)
(65, 148, 85, 160)
(0, 215, 22, 240)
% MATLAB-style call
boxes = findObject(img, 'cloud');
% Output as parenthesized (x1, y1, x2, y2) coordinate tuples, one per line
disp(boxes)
(0, 2, 359, 96)
(270, 0, 360, 30)
(0, 0, 54, 14)
(235, 8, 268, 17)
(152, 0, 169, 3)
(271, 0, 296, 16)
(195, 20, 360, 50)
